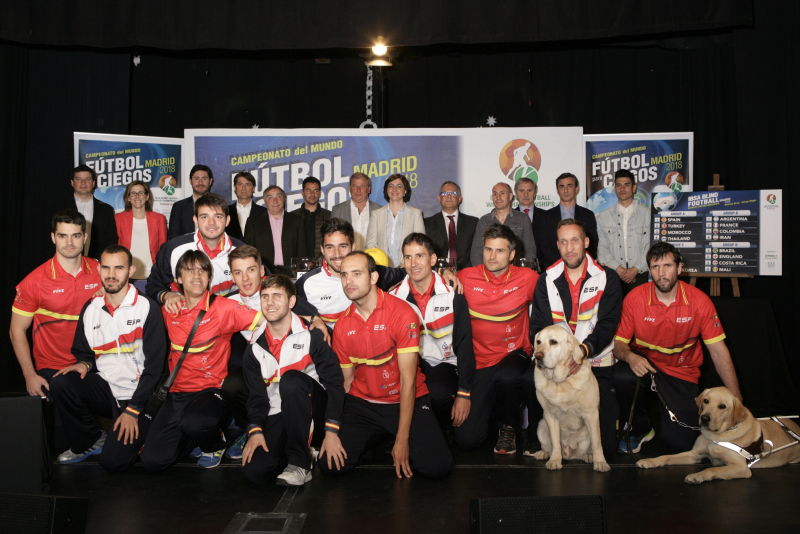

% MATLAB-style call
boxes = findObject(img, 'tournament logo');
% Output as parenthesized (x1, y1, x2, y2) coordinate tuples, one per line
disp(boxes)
(499, 140, 541, 183)
(767, 194, 777, 205)
(159, 175, 176, 196)
(665, 172, 684, 194)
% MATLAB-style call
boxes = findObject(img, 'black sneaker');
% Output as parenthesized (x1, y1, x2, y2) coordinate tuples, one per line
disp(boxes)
(494, 424, 517, 455)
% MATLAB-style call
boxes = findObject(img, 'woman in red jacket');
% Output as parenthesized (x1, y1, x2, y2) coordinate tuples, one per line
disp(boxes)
(115, 181, 168, 280)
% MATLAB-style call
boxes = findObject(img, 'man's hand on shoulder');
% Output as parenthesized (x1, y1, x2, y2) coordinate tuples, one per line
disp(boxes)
(162, 292, 183, 315)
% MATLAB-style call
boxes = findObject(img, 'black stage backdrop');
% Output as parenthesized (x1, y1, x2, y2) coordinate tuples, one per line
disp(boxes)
(1, 0, 752, 50)
(1, 1, 799, 412)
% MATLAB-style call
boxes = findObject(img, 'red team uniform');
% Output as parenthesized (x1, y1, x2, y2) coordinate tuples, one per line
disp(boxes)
(13, 256, 101, 371)
(614, 281, 727, 453)
(455, 264, 538, 450)
(319, 290, 452, 479)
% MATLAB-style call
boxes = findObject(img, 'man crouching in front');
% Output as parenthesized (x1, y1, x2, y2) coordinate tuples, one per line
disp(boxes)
(318, 251, 453, 479)
(241, 275, 346, 486)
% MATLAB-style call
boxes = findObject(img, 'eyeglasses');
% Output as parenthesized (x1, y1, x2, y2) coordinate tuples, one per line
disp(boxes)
(439, 191, 459, 197)
(129, 191, 147, 197)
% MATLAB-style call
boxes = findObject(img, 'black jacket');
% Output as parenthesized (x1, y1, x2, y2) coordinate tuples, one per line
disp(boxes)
(57, 195, 118, 260)
(243, 322, 345, 430)
(538, 205, 599, 269)
(168, 196, 196, 240)
(529, 262, 622, 359)
(243, 210, 306, 272)
(423, 211, 479, 271)
(226, 201, 268, 241)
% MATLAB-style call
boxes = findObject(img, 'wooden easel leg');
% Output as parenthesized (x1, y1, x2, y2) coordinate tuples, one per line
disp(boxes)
(731, 278, 741, 297)
(710, 277, 721, 296)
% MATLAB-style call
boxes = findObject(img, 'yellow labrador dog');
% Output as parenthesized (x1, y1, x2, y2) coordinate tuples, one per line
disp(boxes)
(531, 325, 609, 472)
(637, 387, 800, 483)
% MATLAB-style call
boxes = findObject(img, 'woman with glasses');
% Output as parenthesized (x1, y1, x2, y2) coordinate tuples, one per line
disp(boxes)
(115, 181, 168, 280)
(365, 174, 425, 267)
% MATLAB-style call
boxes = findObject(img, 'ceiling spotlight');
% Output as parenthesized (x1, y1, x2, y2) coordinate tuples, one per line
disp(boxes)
(372, 43, 388, 56)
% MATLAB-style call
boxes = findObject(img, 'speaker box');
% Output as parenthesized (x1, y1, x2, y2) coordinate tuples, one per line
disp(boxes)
(470, 494, 606, 534)
(0, 493, 88, 534)
(0, 395, 50, 493)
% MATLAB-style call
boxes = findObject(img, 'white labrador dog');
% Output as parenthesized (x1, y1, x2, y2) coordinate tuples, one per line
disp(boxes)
(532, 325, 610, 472)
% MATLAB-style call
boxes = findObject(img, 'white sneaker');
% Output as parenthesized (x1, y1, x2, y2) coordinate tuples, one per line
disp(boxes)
(276, 464, 312, 486)
(58, 431, 106, 464)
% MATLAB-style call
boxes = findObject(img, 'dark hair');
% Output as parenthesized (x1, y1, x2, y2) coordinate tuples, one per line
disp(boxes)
(402, 232, 436, 257)
(321, 218, 355, 245)
(440, 181, 462, 196)
(73, 164, 97, 192)
(175, 250, 213, 294)
(260, 274, 297, 299)
(646, 242, 683, 269)
(101, 244, 133, 268)
(194, 192, 229, 217)
(555, 172, 578, 187)
(350, 172, 372, 189)
(514, 177, 537, 192)
(383, 174, 412, 202)
(556, 218, 587, 240)
(482, 224, 517, 251)
(190, 164, 214, 182)
(228, 244, 262, 269)
(302, 176, 321, 190)
(233, 171, 256, 188)
(614, 169, 635, 184)
(344, 250, 377, 275)
(52, 209, 86, 234)
(123, 180, 154, 212)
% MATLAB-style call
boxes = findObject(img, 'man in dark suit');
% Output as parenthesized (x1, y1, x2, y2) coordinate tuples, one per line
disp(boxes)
(423, 181, 478, 271)
(227, 171, 267, 241)
(296, 176, 331, 260)
(537, 172, 599, 269)
(243, 186, 306, 274)
(168, 164, 213, 239)
(56, 164, 118, 260)
(513, 177, 546, 268)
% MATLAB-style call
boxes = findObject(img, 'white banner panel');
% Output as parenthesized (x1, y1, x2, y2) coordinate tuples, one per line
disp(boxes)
(73, 132, 184, 220)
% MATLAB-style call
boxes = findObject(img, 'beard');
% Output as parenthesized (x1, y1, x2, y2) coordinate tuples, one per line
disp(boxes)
(562, 251, 585, 270)
(654, 276, 678, 294)
(103, 278, 127, 294)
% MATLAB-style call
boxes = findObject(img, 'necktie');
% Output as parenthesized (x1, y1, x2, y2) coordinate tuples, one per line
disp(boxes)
(524, 208, 531, 221)
(447, 215, 457, 263)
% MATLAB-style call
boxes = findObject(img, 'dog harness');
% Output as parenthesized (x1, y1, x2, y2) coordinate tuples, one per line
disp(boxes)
(706, 417, 800, 467)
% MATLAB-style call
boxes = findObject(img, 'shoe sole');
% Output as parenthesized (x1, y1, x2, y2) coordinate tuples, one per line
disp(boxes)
(225, 453, 243, 460)
(494, 448, 516, 455)
(522, 450, 538, 457)
(197, 457, 223, 469)
(59, 447, 103, 464)
(276, 474, 312, 487)
(618, 430, 656, 454)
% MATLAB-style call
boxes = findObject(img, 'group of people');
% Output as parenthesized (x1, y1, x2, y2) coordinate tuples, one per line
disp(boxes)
(9, 165, 741, 486)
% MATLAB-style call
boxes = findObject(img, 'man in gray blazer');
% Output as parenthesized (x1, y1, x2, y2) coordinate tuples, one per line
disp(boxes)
(470, 182, 537, 267)
(330, 172, 380, 251)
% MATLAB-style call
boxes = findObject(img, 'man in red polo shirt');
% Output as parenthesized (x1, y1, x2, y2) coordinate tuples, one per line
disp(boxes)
(140, 250, 264, 471)
(526, 219, 622, 457)
(318, 251, 452, 479)
(613, 242, 741, 454)
(11, 210, 101, 397)
(456, 224, 538, 454)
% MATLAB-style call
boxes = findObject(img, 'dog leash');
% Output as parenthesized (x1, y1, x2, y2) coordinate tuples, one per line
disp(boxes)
(648, 372, 702, 431)
(705, 417, 800, 467)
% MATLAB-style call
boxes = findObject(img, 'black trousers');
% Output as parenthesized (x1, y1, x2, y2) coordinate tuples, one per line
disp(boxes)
(318, 394, 453, 479)
(243, 371, 327, 484)
(37, 368, 68, 452)
(221, 367, 249, 431)
(454, 350, 529, 451)
(523, 364, 619, 457)
(419, 360, 459, 432)
(140, 388, 229, 472)
(48, 372, 151, 472)
(614, 361, 699, 453)
(619, 272, 649, 296)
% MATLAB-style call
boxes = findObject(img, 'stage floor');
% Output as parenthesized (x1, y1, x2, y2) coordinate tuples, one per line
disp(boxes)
(48, 436, 800, 534)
